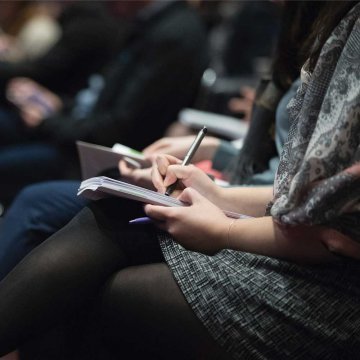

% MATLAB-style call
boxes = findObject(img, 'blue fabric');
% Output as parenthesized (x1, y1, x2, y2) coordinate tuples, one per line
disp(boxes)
(0, 107, 67, 202)
(0, 143, 66, 203)
(0, 181, 88, 281)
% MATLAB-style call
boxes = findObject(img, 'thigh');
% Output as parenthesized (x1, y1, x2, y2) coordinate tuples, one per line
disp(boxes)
(98, 263, 230, 360)
(0, 143, 66, 202)
(0, 202, 162, 356)
(0, 181, 88, 281)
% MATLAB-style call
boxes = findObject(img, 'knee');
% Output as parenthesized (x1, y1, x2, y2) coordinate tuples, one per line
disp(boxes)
(12, 182, 51, 211)
(99, 264, 171, 332)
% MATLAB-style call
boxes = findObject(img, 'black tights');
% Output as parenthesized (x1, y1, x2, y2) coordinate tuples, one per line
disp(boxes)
(0, 199, 228, 359)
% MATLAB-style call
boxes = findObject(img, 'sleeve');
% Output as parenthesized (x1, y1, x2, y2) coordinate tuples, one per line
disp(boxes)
(212, 140, 239, 171)
(39, 33, 205, 149)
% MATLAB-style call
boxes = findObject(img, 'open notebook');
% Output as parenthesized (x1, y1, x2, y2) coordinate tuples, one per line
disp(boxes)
(78, 176, 250, 220)
(76, 141, 150, 180)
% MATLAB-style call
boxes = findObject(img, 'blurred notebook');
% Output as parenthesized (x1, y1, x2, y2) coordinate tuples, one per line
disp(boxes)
(179, 108, 249, 140)
(78, 176, 250, 220)
(76, 141, 150, 180)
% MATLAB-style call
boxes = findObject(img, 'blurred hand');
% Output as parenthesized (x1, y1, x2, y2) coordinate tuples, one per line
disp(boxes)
(118, 159, 155, 190)
(322, 229, 360, 260)
(145, 187, 229, 255)
(6, 77, 63, 127)
(143, 135, 220, 163)
(228, 86, 255, 122)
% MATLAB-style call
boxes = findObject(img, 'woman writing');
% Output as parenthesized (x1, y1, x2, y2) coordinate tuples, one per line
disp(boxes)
(0, 1, 359, 359)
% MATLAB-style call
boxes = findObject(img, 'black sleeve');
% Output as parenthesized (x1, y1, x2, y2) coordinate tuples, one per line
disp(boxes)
(40, 35, 204, 150)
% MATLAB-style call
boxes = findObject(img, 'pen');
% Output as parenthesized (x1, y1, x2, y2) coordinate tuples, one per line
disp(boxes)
(129, 217, 153, 225)
(165, 126, 207, 196)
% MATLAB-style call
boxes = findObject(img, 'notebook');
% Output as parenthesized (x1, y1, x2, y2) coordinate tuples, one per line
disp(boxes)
(78, 176, 250, 220)
(76, 141, 151, 180)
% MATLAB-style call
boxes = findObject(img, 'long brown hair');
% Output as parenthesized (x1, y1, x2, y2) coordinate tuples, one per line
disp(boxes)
(304, 1, 359, 72)
(271, 1, 327, 90)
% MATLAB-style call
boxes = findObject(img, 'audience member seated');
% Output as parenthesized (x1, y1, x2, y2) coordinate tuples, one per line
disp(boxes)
(0, 1, 60, 63)
(0, 3, 359, 359)
(0, 0, 208, 205)
(0, 1, 122, 101)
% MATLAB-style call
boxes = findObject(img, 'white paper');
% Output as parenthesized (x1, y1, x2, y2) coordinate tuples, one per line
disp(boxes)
(78, 176, 251, 220)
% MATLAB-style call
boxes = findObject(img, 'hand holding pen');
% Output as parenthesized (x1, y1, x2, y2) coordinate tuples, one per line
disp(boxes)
(165, 126, 207, 196)
(130, 126, 208, 224)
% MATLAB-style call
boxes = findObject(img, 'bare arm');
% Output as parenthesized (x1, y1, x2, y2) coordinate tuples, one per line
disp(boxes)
(227, 216, 339, 264)
(145, 189, 339, 264)
(216, 186, 273, 217)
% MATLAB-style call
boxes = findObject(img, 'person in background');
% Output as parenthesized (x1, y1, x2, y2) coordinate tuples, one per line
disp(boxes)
(0, 1, 60, 63)
(0, 0, 208, 206)
(0, 1, 122, 100)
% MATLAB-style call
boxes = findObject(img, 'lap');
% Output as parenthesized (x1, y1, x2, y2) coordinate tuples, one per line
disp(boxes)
(0, 181, 88, 281)
(98, 262, 229, 360)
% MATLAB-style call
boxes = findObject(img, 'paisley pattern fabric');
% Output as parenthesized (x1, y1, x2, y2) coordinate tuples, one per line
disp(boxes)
(270, 3, 360, 240)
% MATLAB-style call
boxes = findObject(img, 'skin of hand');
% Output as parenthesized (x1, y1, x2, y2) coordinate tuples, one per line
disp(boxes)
(145, 157, 358, 262)
(145, 187, 229, 255)
(143, 135, 220, 163)
(228, 86, 256, 122)
(151, 154, 223, 205)
(118, 160, 155, 190)
(320, 228, 360, 260)
(6, 77, 62, 127)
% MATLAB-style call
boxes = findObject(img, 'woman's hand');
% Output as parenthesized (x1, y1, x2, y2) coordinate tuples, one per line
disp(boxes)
(145, 187, 229, 255)
(118, 159, 155, 190)
(321, 228, 360, 260)
(151, 154, 223, 205)
(143, 135, 220, 163)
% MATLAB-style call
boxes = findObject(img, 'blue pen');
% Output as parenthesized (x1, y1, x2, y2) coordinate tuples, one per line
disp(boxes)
(129, 217, 153, 225)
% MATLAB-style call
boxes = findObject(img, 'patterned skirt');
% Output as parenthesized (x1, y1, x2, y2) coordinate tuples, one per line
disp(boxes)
(159, 233, 360, 360)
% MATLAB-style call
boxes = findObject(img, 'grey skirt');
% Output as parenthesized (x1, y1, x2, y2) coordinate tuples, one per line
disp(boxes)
(159, 233, 360, 360)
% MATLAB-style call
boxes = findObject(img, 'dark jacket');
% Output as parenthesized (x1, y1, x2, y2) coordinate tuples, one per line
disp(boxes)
(39, 1, 209, 151)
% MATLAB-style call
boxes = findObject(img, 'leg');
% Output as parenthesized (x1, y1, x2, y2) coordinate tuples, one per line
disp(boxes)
(0, 198, 161, 356)
(0, 143, 66, 203)
(0, 181, 88, 281)
(97, 263, 230, 360)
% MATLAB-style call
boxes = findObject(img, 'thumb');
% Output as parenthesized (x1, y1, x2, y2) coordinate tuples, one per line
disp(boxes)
(164, 164, 197, 187)
(178, 187, 203, 205)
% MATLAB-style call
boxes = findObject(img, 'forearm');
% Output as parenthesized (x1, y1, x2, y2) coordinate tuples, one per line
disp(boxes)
(227, 216, 338, 264)
(216, 186, 273, 217)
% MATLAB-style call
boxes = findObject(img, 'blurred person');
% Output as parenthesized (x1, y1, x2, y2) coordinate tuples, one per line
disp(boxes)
(0, 0, 208, 205)
(0, 1, 121, 100)
(0, 1, 61, 63)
